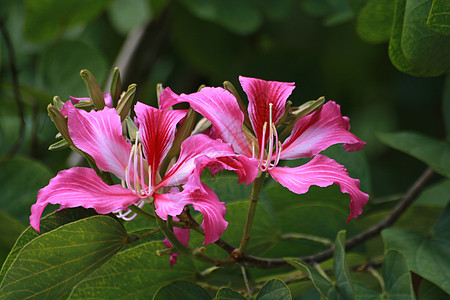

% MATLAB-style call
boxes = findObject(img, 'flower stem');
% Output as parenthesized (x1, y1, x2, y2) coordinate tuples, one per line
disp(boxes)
(236, 172, 266, 256)
(155, 212, 235, 267)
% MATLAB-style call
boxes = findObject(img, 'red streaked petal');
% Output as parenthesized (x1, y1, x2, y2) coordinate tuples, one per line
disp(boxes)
(161, 87, 252, 157)
(30, 167, 141, 232)
(134, 102, 186, 183)
(269, 155, 369, 222)
(280, 101, 366, 160)
(239, 76, 295, 149)
(68, 103, 131, 180)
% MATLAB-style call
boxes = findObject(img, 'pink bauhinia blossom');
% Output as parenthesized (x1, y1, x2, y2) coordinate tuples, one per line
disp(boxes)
(160, 76, 369, 221)
(30, 101, 257, 244)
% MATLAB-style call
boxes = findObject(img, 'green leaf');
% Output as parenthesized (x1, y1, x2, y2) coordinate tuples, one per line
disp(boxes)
(427, 0, 450, 35)
(264, 187, 359, 258)
(444, 74, 450, 140)
(354, 282, 380, 299)
(38, 40, 107, 100)
(382, 250, 415, 299)
(178, 0, 262, 35)
(382, 204, 450, 294)
(0, 208, 99, 285)
(153, 281, 210, 299)
(0, 157, 53, 224)
(191, 201, 277, 260)
(108, 0, 150, 35)
(356, 0, 396, 43)
(402, 0, 450, 76)
(256, 279, 292, 300)
(378, 131, 450, 178)
(215, 287, 246, 299)
(414, 179, 450, 207)
(23, 0, 112, 43)
(285, 258, 339, 299)
(418, 279, 449, 300)
(388, 0, 431, 76)
(333, 231, 355, 299)
(0, 211, 25, 264)
(0, 215, 127, 299)
(69, 241, 197, 298)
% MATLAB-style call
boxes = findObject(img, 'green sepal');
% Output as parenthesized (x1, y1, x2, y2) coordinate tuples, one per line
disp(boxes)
(74, 100, 95, 111)
(80, 69, 105, 110)
(224, 80, 252, 130)
(47, 104, 73, 145)
(48, 138, 70, 151)
(279, 97, 325, 140)
(110, 67, 122, 107)
(52, 96, 64, 111)
(117, 83, 137, 121)
(156, 83, 164, 108)
(125, 116, 139, 143)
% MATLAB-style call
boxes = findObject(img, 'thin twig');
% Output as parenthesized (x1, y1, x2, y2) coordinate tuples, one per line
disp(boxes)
(239, 264, 253, 300)
(0, 18, 26, 157)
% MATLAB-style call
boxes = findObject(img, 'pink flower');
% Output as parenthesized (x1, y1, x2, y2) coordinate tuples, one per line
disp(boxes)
(30, 101, 257, 244)
(160, 76, 369, 221)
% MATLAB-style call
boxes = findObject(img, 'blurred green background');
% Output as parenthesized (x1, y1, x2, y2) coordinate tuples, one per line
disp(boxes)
(0, 0, 447, 211)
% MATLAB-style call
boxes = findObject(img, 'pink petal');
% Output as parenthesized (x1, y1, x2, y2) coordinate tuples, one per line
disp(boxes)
(239, 76, 295, 149)
(68, 103, 132, 180)
(30, 167, 141, 232)
(280, 101, 366, 160)
(181, 183, 228, 245)
(153, 192, 187, 221)
(160, 87, 252, 157)
(268, 155, 369, 222)
(160, 134, 245, 188)
(155, 179, 228, 245)
(134, 102, 186, 185)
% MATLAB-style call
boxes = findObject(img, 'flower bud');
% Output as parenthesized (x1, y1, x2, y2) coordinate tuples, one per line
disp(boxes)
(224, 81, 252, 130)
(47, 104, 73, 147)
(117, 84, 137, 121)
(110, 67, 122, 107)
(80, 69, 105, 110)
(279, 97, 325, 140)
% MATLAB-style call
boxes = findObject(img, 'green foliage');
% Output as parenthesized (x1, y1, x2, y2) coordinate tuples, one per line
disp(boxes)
(378, 132, 450, 178)
(382, 250, 415, 300)
(108, 0, 150, 35)
(356, 0, 395, 43)
(334, 231, 355, 299)
(68, 241, 197, 298)
(427, 0, 450, 35)
(24, 0, 112, 43)
(382, 204, 450, 294)
(153, 281, 211, 299)
(215, 288, 246, 299)
(0, 215, 127, 299)
(388, 0, 450, 76)
(178, 0, 261, 36)
(0, 158, 53, 224)
(1, 0, 449, 298)
(256, 279, 292, 300)
(38, 41, 108, 100)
